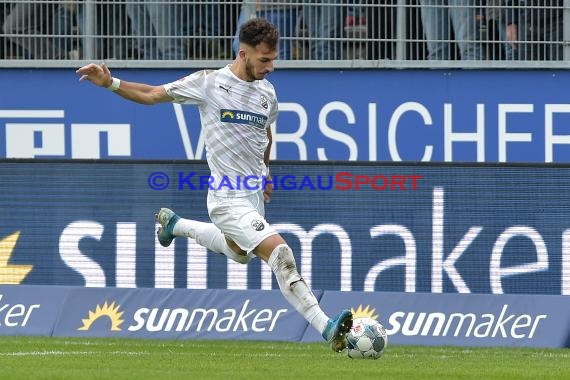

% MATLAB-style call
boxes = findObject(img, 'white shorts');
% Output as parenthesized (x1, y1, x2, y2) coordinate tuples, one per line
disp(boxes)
(207, 190, 277, 254)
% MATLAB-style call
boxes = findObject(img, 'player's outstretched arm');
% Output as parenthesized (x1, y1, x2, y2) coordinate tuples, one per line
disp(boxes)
(76, 62, 172, 105)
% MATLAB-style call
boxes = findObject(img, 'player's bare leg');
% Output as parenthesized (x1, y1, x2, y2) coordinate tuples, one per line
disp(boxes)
(155, 208, 251, 264)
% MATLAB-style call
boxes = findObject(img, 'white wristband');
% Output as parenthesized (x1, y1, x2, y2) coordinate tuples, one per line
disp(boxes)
(107, 77, 121, 91)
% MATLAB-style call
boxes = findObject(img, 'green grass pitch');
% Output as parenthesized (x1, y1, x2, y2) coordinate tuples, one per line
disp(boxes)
(0, 337, 567, 380)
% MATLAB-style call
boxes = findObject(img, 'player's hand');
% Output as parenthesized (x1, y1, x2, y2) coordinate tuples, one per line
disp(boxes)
(263, 173, 273, 203)
(75, 62, 113, 88)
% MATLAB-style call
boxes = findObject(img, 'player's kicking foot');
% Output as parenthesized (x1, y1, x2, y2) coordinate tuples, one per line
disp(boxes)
(322, 309, 353, 352)
(155, 208, 180, 247)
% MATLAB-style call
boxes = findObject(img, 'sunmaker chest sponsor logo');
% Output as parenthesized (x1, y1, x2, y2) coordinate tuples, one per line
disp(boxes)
(386, 304, 547, 339)
(79, 299, 287, 333)
(220, 109, 268, 129)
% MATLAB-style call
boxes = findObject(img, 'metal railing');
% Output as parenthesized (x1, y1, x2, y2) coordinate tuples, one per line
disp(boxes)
(1, 1, 569, 68)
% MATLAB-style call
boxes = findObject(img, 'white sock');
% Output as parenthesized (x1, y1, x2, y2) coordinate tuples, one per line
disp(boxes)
(268, 244, 329, 335)
(173, 218, 251, 264)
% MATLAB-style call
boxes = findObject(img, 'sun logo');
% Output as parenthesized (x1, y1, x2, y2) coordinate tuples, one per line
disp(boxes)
(221, 111, 234, 119)
(351, 304, 379, 320)
(78, 301, 124, 331)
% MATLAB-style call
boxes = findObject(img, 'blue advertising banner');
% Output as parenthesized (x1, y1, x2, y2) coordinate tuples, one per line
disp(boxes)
(303, 291, 570, 348)
(1, 285, 568, 348)
(0, 285, 66, 336)
(2, 69, 570, 162)
(1, 161, 569, 296)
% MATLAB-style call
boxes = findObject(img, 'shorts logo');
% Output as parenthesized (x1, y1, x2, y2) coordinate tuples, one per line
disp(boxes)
(251, 220, 265, 231)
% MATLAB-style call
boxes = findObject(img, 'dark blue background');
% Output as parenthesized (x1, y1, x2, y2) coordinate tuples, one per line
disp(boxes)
(0, 161, 567, 295)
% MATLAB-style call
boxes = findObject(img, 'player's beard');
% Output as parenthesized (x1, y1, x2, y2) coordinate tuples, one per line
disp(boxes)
(245, 58, 264, 81)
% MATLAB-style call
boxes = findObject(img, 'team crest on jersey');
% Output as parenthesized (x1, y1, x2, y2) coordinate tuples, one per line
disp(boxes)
(220, 109, 268, 129)
(260, 95, 269, 109)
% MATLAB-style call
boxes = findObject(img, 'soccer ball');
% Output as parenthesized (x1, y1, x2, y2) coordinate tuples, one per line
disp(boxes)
(346, 317, 388, 359)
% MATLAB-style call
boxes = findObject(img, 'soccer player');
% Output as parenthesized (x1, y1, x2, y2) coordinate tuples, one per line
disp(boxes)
(76, 18, 353, 352)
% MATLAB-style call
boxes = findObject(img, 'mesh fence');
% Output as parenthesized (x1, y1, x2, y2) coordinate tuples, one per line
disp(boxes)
(0, 1, 568, 67)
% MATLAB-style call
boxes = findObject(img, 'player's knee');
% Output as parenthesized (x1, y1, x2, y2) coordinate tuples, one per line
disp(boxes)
(270, 244, 302, 286)
(234, 252, 253, 264)
(225, 248, 252, 264)
(225, 238, 252, 264)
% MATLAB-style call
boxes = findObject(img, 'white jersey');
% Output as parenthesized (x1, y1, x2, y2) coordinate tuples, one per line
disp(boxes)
(164, 65, 278, 196)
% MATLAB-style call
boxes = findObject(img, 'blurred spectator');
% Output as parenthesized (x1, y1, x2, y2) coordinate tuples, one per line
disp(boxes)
(504, 0, 563, 60)
(50, 1, 131, 60)
(88, 1, 131, 60)
(126, 0, 186, 60)
(2, 3, 63, 59)
(185, 1, 220, 59)
(0, 2, 12, 58)
(358, 0, 395, 60)
(53, 2, 81, 60)
(302, 0, 343, 60)
(344, 2, 367, 40)
(127, 0, 220, 60)
(343, 1, 370, 59)
(419, 0, 481, 60)
(211, 2, 241, 59)
(125, 1, 157, 59)
(483, 0, 515, 60)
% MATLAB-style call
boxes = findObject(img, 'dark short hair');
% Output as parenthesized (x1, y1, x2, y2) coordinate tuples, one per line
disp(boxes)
(239, 18, 279, 50)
